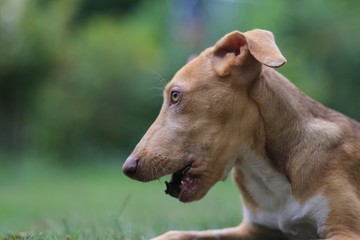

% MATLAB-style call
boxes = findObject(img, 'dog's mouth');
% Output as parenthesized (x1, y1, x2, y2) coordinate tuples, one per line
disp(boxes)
(164, 164, 194, 201)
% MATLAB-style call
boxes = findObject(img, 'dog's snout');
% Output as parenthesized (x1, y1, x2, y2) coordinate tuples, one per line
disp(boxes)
(122, 155, 139, 178)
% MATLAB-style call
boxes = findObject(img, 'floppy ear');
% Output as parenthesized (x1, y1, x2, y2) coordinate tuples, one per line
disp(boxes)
(212, 29, 286, 77)
(244, 29, 286, 68)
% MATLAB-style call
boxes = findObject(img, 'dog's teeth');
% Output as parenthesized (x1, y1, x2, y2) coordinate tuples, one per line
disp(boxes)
(182, 165, 191, 174)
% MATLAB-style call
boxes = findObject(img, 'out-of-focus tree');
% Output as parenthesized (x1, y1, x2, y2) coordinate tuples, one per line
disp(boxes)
(73, 0, 144, 23)
(31, 1, 167, 162)
(0, 0, 73, 153)
(0, 0, 167, 161)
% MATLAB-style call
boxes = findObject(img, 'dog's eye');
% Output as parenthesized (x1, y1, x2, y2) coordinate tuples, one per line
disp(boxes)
(170, 90, 181, 105)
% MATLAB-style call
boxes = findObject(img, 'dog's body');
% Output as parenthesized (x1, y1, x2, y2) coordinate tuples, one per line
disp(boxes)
(123, 29, 360, 239)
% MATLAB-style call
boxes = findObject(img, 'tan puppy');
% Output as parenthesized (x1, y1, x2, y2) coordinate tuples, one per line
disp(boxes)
(123, 29, 360, 240)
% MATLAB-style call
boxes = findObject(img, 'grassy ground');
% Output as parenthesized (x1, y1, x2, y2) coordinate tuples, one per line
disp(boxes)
(0, 160, 242, 239)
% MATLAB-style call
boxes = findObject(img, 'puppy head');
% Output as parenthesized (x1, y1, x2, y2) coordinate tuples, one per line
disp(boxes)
(123, 29, 286, 202)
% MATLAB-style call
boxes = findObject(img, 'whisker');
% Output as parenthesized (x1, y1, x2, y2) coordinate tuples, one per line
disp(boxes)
(151, 87, 164, 96)
(151, 165, 156, 179)
(157, 179, 164, 187)
(152, 86, 164, 92)
(148, 69, 170, 88)
(158, 161, 167, 176)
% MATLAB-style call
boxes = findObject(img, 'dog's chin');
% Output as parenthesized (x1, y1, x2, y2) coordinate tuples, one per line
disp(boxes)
(178, 179, 209, 202)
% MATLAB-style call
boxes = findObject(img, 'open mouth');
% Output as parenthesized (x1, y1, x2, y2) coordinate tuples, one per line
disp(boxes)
(164, 164, 193, 199)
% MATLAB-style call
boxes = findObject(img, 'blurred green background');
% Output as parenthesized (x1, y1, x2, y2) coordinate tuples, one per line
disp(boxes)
(0, 0, 359, 239)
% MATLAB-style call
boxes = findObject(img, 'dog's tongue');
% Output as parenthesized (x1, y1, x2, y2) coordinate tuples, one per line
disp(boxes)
(165, 165, 191, 198)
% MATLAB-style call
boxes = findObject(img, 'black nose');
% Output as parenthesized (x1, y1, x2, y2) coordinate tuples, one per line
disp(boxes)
(122, 156, 139, 178)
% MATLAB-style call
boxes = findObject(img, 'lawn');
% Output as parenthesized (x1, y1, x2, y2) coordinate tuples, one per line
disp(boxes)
(0, 160, 242, 239)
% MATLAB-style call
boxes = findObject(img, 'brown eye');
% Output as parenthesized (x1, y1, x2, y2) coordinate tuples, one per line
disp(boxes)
(170, 90, 181, 105)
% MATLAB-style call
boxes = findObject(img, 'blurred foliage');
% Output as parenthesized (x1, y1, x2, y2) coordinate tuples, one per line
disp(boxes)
(33, 5, 166, 159)
(73, 0, 144, 23)
(0, 0, 359, 163)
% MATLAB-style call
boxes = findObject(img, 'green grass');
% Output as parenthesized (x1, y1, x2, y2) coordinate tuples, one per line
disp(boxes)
(0, 161, 242, 239)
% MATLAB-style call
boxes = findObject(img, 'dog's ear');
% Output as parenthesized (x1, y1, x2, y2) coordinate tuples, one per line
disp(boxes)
(212, 29, 286, 77)
(244, 29, 286, 68)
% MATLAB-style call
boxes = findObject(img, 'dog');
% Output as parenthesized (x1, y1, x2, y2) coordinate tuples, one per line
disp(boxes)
(122, 29, 360, 240)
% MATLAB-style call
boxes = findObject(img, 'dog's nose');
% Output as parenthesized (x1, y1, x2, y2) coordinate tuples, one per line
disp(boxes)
(122, 155, 139, 178)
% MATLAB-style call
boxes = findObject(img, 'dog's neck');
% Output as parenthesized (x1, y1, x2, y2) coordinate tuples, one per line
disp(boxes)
(248, 67, 339, 181)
